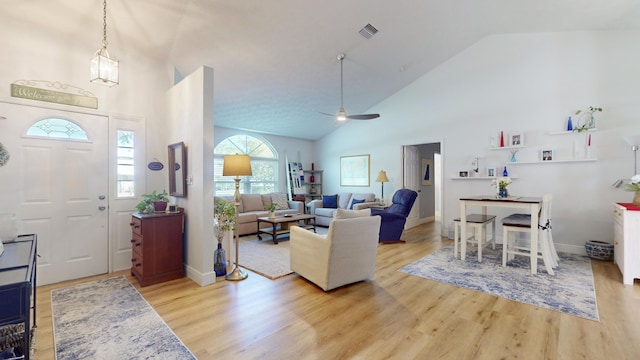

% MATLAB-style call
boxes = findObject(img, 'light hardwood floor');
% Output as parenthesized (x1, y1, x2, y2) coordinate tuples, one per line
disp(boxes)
(34, 222, 640, 359)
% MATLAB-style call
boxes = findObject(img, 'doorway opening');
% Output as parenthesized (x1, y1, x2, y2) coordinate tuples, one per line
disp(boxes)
(402, 141, 444, 237)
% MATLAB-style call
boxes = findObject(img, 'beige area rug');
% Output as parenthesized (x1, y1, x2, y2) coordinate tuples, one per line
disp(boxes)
(238, 227, 328, 279)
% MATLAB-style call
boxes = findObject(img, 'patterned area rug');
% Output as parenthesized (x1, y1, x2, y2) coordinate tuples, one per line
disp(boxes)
(238, 226, 328, 280)
(51, 276, 195, 359)
(399, 245, 599, 321)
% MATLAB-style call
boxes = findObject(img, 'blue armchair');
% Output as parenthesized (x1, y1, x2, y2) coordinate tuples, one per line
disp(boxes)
(370, 189, 418, 242)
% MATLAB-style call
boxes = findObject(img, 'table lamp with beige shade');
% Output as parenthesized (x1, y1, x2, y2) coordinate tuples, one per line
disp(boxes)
(376, 170, 389, 205)
(223, 154, 252, 281)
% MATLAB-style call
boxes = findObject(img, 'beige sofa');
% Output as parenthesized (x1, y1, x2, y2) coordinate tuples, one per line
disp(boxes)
(308, 192, 379, 226)
(215, 193, 304, 236)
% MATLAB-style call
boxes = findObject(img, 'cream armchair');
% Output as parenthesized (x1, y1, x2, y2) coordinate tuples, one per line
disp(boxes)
(290, 211, 381, 291)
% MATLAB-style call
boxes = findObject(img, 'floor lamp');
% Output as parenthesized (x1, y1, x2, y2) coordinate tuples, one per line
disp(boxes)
(223, 154, 252, 281)
(376, 170, 389, 205)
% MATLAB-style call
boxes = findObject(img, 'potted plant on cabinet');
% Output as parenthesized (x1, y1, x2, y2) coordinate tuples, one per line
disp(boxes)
(214, 199, 236, 276)
(135, 190, 170, 214)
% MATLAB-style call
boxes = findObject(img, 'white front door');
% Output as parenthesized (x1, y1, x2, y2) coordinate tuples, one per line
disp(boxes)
(0, 101, 108, 285)
(403, 145, 421, 228)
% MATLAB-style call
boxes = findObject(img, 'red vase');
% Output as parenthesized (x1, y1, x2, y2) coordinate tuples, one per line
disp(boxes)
(310, 174, 315, 183)
(311, 162, 315, 170)
(499, 131, 504, 147)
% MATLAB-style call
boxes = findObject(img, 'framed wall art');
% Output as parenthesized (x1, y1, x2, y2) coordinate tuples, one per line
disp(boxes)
(421, 158, 433, 186)
(340, 154, 370, 186)
(541, 149, 553, 161)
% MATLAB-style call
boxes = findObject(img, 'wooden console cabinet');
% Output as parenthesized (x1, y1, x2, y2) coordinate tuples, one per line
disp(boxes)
(130, 211, 184, 287)
(613, 203, 640, 285)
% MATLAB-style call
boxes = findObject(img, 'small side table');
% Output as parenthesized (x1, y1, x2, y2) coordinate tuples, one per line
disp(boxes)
(369, 203, 390, 210)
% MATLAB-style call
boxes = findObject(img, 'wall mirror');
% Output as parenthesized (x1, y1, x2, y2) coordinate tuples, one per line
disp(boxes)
(168, 142, 187, 197)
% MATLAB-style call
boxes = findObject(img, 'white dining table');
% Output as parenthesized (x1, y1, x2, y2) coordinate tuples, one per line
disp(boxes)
(459, 195, 543, 273)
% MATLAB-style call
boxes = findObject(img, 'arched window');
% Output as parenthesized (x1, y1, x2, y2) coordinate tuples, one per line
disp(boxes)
(214, 135, 278, 195)
(26, 118, 89, 140)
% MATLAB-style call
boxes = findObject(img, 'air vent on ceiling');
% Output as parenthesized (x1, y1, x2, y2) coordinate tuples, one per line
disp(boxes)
(358, 23, 378, 39)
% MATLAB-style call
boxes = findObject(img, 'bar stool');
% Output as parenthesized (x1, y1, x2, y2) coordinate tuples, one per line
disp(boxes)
(453, 214, 496, 262)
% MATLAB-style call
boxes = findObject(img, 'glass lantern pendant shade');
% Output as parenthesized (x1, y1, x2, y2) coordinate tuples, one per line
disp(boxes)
(90, 47, 119, 87)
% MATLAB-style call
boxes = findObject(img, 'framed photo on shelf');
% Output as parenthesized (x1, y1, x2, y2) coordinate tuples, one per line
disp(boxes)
(541, 149, 553, 161)
(486, 168, 495, 177)
(459, 171, 469, 178)
(510, 132, 523, 146)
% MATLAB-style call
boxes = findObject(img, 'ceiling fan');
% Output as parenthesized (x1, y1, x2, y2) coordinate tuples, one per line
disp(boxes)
(319, 53, 380, 121)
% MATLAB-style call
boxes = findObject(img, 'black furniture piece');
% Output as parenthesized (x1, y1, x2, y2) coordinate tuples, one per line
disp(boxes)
(370, 189, 418, 242)
(0, 234, 37, 359)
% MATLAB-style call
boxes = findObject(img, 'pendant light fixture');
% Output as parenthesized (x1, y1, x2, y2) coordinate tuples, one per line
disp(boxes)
(90, 0, 119, 87)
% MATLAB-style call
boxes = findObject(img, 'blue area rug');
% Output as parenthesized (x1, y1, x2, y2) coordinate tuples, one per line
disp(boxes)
(51, 276, 196, 359)
(399, 245, 599, 321)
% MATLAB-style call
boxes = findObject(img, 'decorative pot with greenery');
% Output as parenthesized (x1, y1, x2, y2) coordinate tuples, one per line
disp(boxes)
(265, 202, 278, 218)
(214, 199, 236, 276)
(624, 174, 640, 206)
(135, 190, 169, 214)
(573, 106, 602, 132)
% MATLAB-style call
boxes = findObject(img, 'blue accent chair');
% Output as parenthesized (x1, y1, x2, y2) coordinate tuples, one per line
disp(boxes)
(370, 189, 418, 242)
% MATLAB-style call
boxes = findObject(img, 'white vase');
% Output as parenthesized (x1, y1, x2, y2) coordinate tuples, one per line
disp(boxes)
(0, 213, 18, 242)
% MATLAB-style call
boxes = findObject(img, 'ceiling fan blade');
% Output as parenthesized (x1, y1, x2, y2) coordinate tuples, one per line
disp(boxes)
(318, 111, 337, 117)
(346, 114, 380, 120)
(317, 53, 381, 122)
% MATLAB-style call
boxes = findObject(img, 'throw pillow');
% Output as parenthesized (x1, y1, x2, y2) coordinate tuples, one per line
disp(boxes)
(334, 208, 371, 219)
(349, 198, 365, 209)
(241, 194, 264, 212)
(271, 193, 289, 210)
(322, 194, 338, 209)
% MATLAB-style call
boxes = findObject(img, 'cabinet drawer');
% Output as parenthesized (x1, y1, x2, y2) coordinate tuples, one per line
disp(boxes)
(131, 254, 143, 275)
(131, 234, 143, 256)
(130, 217, 142, 236)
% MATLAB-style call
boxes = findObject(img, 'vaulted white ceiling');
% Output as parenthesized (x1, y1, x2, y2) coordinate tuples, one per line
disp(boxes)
(5, 0, 640, 140)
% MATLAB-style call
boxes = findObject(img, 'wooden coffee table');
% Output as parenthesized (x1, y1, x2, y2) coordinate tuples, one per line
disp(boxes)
(257, 214, 316, 244)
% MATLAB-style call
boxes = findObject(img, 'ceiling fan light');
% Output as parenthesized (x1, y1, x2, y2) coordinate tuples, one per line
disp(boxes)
(336, 108, 347, 121)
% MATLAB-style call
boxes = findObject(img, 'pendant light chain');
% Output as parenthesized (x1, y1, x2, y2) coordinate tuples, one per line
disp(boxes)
(102, 0, 108, 49)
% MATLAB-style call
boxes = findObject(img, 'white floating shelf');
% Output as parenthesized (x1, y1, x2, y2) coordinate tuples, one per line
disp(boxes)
(548, 128, 598, 135)
(505, 158, 597, 165)
(489, 145, 525, 150)
(451, 176, 519, 180)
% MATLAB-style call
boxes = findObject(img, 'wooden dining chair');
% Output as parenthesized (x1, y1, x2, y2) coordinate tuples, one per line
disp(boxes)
(453, 213, 496, 262)
(501, 193, 558, 275)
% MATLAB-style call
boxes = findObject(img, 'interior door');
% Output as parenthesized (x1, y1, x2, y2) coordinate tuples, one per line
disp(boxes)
(403, 145, 421, 228)
(0, 101, 108, 285)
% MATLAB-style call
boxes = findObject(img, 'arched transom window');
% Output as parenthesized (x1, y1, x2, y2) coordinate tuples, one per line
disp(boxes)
(214, 135, 278, 195)
(26, 118, 89, 140)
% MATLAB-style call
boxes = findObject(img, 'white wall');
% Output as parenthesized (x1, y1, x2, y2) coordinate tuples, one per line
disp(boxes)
(317, 30, 640, 254)
(0, 17, 173, 195)
(167, 66, 215, 286)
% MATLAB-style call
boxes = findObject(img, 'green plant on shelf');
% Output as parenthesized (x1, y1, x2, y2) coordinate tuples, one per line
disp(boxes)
(573, 106, 602, 132)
